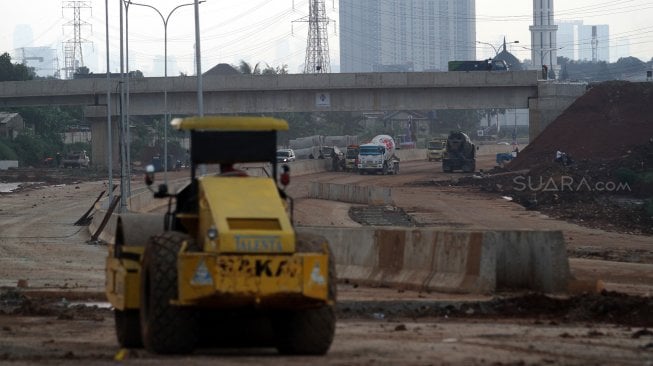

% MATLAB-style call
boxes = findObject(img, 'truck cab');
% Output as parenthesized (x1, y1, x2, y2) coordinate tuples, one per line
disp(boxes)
(62, 150, 90, 168)
(357, 135, 399, 175)
(426, 139, 446, 161)
(345, 145, 360, 172)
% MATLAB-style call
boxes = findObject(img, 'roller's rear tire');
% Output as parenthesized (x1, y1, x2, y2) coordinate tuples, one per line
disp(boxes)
(273, 233, 337, 355)
(140, 231, 198, 354)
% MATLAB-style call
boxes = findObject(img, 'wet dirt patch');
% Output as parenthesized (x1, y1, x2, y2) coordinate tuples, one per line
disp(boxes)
(349, 205, 415, 227)
(338, 291, 653, 327)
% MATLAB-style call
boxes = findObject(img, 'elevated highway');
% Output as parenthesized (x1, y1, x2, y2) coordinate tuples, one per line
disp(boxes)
(0, 71, 587, 168)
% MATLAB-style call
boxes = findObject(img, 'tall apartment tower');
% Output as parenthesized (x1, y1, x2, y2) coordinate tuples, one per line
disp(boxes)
(530, 0, 558, 70)
(339, 0, 475, 73)
(578, 24, 609, 62)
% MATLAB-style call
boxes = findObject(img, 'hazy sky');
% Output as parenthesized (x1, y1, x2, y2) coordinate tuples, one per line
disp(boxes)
(1, 0, 652, 76)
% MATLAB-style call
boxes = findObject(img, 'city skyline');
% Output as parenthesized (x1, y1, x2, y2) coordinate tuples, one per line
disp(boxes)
(1, 0, 652, 77)
(340, 0, 475, 72)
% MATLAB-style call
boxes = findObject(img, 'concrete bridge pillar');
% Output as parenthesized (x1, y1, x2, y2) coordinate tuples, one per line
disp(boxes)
(529, 82, 588, 141)
(86, 105, 121, 170)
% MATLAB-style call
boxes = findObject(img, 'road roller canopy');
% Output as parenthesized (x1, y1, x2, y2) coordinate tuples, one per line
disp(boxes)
(171, 116, 289, 167)
(171, 116, 289, 132)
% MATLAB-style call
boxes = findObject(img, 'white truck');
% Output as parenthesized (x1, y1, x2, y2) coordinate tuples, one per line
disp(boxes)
(62, 150, 90, 168)
(357, 135, 400, 175)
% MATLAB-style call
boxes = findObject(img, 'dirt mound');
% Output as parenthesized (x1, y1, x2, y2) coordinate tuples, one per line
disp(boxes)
(510, 81, 653, 169)
(456, 81, 653, 234)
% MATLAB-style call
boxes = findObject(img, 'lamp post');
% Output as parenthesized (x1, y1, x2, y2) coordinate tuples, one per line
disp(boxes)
(476, 39, 519, 57)
(105, 0, 113, 207)
(539, 47, 563, 78)
(127, 0, 204, 184)
(476, 38, 519, 134)
(520, 46, 563, 79)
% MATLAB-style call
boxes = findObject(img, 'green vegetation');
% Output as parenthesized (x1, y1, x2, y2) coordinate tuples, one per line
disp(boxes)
(0, 52, 35, 81)
(0, 106, 85, 166)
(615, 167, 639, 185)
(0, 53, 89, 166)
(645, 199, 653, 218)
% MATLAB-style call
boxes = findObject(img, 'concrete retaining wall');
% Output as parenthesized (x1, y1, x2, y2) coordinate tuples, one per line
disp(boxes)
(298, 227, 570, 294)
(395, 149, 426, 161)
(89, 207, 119, 245)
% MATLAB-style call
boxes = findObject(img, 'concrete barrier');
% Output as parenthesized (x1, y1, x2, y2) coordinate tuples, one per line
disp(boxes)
(0, 160, 18, 170)
(89, 206, 119, 244)
(298, 227, 570, 294)
(308, 182, 393, 205)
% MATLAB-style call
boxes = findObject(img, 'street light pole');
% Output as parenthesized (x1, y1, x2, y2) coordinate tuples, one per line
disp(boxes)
(476, 39, 519, 57)
(521, 46, 563, 79)
(127, 0, 203, 184)
(105, 0, 113, 207)
(194, 0, 203, 117)
(476, 41, 498, 56)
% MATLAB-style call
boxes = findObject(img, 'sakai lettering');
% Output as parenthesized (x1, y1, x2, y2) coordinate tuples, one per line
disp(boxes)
(235, 235, 283, 252)
(255, 259, 288, 277)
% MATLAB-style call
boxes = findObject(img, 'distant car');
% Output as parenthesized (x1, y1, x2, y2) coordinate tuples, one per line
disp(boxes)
(497, 142, 510, 145)
(276, 149, 296, 162)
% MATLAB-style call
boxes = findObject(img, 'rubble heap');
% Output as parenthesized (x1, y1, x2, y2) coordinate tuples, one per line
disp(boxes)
(476, 81, 653, 234)
(511, 81, 653, 169)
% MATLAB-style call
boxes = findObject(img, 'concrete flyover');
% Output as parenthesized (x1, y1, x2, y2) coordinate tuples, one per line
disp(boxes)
(2, 71, 540, 113)
(0, 71, 587, 167)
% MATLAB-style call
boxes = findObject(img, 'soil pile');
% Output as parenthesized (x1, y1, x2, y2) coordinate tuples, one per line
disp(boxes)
(510, 81, 653, 169)
(464, 81, 653, 234)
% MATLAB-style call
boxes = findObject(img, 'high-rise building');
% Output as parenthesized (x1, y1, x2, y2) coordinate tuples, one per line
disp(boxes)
(556, 21, 581, 60)
(555, 21, 610, 63)
(13, 47, 58, 78)
(530, 0, 559, 70)
(339, 0, 476, 73)
(578, 24, 609, 62)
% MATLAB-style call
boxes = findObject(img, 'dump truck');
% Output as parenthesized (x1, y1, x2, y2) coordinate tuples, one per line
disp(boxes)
(62, 150, 90, 168)
(357, 135, 400, 175)
(105, 116, 336, 355)
(442, 131, 476, 173)
(344, 145, 360, 172)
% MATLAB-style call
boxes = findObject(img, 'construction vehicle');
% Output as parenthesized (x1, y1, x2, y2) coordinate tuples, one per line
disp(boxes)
(442, 131, 477, 173)
(344, 145, 360, 172)
(357, 135, 400, 175)
(320, 145, 345, 171)
(105, 116, 337, 355)
(61, 150, 90, 168)
(426, 138, 446, 161)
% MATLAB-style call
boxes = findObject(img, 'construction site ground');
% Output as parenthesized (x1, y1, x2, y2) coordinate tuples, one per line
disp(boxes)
(1, 151, 652, 365)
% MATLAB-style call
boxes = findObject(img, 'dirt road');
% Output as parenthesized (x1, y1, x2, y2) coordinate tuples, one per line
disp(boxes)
(1, 155, 652, 364)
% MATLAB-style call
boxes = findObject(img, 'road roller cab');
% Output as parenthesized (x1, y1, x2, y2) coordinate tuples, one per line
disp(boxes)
(105, 116, 336, 355)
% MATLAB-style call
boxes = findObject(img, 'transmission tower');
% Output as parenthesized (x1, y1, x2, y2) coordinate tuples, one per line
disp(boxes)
(61, 1, 92, 79)
(295, 0, 332, 74)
